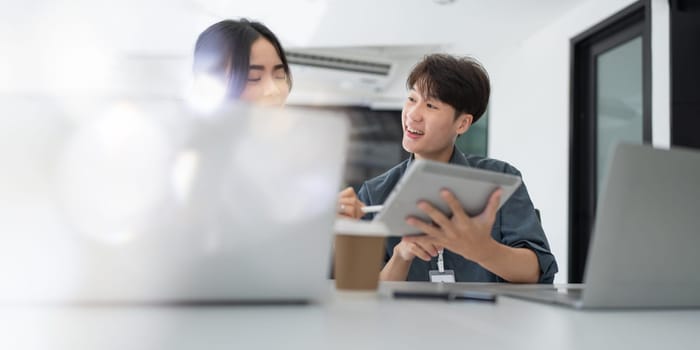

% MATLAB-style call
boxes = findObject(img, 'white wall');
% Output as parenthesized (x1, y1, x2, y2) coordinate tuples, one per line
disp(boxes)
(482, 0, 669, 283)
(651, 0, 671, 148)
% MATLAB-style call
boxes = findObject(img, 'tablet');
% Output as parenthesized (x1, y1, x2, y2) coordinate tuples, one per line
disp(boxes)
(373, 159, 522, 235)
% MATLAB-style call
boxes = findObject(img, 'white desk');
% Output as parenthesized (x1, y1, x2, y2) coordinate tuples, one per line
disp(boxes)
(2, 282, 699, 350)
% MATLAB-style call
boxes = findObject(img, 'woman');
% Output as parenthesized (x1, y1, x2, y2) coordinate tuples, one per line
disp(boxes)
(193, 19, 292, 106)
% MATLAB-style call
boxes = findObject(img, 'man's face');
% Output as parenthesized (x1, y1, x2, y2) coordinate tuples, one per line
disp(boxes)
(401, 85, 471, 161)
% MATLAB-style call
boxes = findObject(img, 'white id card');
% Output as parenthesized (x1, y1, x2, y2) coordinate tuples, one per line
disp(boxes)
(429, 269, 456, 283)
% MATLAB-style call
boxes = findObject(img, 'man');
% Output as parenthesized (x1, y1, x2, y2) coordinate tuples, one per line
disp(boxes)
(338, 54, 558, 283)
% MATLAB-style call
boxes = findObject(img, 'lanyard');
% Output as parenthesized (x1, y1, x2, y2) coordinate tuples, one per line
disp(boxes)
(437, 249, 445, 273)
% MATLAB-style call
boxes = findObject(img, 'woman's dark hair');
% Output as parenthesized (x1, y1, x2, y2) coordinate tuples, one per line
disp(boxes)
(193, 19, 292, 99)
(406, 54, 490, 123)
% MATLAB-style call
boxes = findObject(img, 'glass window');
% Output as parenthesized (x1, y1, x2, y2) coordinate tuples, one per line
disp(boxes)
(596, 36, 643, 192)
(456, 109, 488, 157)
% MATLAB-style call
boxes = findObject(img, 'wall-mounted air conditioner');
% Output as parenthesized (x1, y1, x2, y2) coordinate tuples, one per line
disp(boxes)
(286, 50, 396, 97)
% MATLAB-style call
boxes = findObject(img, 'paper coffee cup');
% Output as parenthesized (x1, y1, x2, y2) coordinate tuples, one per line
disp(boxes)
(333, 234, 385, 290)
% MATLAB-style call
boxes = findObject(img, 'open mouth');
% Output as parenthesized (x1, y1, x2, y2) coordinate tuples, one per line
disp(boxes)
(405, 124, 425, 136)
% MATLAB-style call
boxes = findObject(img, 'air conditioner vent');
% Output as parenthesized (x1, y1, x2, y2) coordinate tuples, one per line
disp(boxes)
(287, 51, 392, 76)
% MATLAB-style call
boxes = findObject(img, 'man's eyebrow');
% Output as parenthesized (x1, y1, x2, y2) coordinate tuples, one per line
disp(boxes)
(409, 87, 438, 101)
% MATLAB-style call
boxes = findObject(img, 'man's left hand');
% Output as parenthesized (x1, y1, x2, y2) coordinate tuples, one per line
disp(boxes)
(404, 188, 502, 264)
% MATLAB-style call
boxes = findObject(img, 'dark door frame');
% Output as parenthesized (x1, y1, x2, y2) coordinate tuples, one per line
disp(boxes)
(670, 0, 700, 149)
(569, 0, 652, 283)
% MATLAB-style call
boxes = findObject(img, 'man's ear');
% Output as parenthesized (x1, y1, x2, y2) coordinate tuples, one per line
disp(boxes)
(456, 113, 474, 135)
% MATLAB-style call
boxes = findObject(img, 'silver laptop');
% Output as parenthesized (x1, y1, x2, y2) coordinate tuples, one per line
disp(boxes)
(506, 144, 700, 309)
(0, 97, 348, 304)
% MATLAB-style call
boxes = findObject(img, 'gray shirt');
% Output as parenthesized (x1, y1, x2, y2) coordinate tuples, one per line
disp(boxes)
(357, 148, 558, 283)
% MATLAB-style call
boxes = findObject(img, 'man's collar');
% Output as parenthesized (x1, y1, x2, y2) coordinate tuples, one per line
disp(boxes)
(407, 147, 469, 167)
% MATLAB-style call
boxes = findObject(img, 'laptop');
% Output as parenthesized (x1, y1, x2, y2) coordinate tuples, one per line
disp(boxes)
(0, 97, 349, 304)
(505, 144, 700, 309)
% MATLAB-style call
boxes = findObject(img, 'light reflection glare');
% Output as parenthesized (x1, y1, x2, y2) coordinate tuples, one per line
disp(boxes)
(31, 3, 115, 94)
(0, 211, 83, 301)
(187, 74, 227, 113)
(45, 47, 114, 92)
(228, 110, 339, 229)
(172, 149, 200, 203)
(0, 56, 9, 91)
(249, 107, 297, 140)
(56, 102, 172, 245)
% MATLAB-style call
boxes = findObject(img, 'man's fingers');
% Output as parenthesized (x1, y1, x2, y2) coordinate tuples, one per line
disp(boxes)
(416, 201, 451, 229)
(338, 187, 358, 206)
(338, 204, 364, 218)
(354, 205, 364, 218)
(339, 186, 356, 197)
(440, 189, 468, 220)
(339, 197, 360, 207)
(480, 188, 503, 221)
(406, 216, 444, 240)
(338, 190, 366, 218)
(339, 197, 366, 208)
(404, 236, 440, 257)
(337, 206, 353, 218)
(409, 243, 433, 261)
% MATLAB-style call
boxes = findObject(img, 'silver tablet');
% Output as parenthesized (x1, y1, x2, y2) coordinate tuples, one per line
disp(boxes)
(373, 159, 522, 235)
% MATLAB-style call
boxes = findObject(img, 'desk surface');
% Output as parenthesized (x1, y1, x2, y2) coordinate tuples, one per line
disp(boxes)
(2, 282, 699, 350)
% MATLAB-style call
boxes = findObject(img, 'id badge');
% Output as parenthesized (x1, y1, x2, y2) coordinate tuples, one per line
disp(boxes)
(429, 269, 456, 283)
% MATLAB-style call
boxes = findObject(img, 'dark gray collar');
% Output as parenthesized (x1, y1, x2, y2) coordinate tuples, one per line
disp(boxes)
(406, 147, 470, 168)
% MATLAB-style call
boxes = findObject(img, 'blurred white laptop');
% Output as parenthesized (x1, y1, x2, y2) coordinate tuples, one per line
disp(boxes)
(506, 144, 700, 309)
(0, 97, 349, 304)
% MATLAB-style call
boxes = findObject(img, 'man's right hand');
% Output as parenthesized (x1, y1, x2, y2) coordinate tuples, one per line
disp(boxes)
(380, 236, 442, 281)
(393, 236, 442, 262)
(337, 187, 366, 219)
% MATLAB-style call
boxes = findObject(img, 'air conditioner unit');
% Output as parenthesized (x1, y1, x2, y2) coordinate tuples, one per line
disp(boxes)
(286, 50, 395, 95)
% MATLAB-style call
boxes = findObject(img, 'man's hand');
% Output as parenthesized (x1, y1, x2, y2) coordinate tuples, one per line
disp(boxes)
(337, 187, 366, 219)
(393, 237, 442, 262)
(380, 237, 443, 281)
(404, 188, 502, 265)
